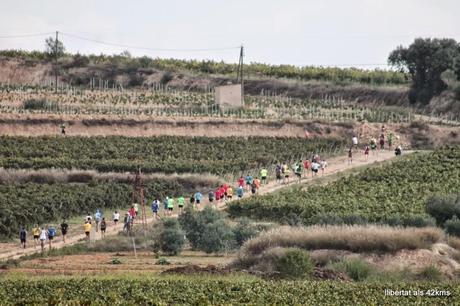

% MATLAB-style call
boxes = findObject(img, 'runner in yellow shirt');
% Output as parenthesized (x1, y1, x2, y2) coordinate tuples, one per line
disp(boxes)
(32, 225, 40, 248)
(260, 168, 268, 185)
(84, 221, 92, 242)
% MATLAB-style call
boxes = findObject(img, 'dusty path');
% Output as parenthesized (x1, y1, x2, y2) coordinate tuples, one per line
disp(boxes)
(0, 149, 405, 261)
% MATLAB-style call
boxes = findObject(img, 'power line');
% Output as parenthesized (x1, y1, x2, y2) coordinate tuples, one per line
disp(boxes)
(60, 32, 240, 52)
(0, 32, 54, 39)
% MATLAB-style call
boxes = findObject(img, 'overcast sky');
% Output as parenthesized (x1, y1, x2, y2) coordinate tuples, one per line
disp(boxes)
(0, 0, 459, 68)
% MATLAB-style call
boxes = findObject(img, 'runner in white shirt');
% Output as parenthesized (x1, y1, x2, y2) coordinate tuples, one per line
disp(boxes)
(320, 160, 327, 175)
(113, 211, 120, 228)
(352, 135, 358, 150)
(311, 162, 320, 177)
(39, 228, 47, 252)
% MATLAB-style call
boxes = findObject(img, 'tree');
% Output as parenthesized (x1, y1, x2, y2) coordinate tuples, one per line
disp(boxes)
(45, 36, 65, 59)
(388, 38, 460, 104)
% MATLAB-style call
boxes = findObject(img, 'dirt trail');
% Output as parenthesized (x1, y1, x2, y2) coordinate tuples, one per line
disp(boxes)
(0, 149, 403, 261)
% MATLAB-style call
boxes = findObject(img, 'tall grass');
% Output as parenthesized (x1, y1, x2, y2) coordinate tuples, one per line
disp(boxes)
(240, 225, 443, 257)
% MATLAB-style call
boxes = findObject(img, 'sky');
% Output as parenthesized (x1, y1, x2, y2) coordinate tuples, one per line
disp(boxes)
(0, 0, 459, 69)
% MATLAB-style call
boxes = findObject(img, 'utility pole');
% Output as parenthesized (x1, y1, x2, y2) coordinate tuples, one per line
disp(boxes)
(236, 45, 244, 106)
(54, 31, 59, 93)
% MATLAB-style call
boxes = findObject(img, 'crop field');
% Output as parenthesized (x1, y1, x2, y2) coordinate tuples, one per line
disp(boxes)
(0, 86, 440, 123)
(0, 278, 457, 305)
(0, 176, 215, 238)
(0, 136, 346, 175)
(228, 146, 460, 222)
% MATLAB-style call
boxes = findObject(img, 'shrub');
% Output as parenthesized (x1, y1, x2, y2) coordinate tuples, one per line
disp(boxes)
(160, 71, 174, 84)
(233, 218, 259, 247)
(426, 194, 460, 225)
(280, 212, 303, 226)
(402, 215, 436, 228)
(445, 216, 460, 237)
(23, 99, 47, 110)
(178, 206, 223, 249)
(274, 248, 314, 279)
(455, 84, 460, 101)
(159, 218, 185, 255)
(330, 258, 373, 281)
(304, 213, 344, 225)
(417, 265, 443, 281)
(198, 219, 236, 254)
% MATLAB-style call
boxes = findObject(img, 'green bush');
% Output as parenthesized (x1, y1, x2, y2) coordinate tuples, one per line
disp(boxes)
(402, 215, 436, 228)
(331, 258, 373, 281)
(445, 216, 460, 237)
(274, 248, 314, 279)
(426, 194, 460, 225)
(179, 206, 222, 249)
(198, 219, 236, 254)
(159, 218, 185, 255)
(233, 218, 259, 247)
(304, 213, 344, 225)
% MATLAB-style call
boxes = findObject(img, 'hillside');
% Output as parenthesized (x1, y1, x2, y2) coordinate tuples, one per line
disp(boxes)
(0, 51, 409, 106)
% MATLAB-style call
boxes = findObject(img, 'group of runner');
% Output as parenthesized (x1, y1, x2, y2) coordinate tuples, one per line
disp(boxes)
(348, 125, 403, 164)
(22, 133, 400, 250)
(19, 221, 68, 252)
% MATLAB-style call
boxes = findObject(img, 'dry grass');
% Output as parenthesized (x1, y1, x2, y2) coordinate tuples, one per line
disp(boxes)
(240, 225, 443, 257)
(0, 168, 221, 186)
(447, 236, 460, 251)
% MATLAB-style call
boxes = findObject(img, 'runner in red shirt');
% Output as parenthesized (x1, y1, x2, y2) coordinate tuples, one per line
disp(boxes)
(238, 176, 245, 188)
(215, 188, 221, 204)
(303, 160, 311, 171)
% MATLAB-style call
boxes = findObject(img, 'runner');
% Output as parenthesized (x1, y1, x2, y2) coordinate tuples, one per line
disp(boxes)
(395, 145, 402, 156)
(222, 184, 229, 201)
(238, 176, 245, 188)
(208, 190, 215, 203)
(214, 189, 220, 205)
(163, 197, 169, 217)
(85, 213, 92, 224)
(303, 159, 311, 172)
(60, 220, 69, 243)
(113, 210, 120, 228)
(283, 165, 291, 184)
(178, 195, 185, 214)
(275, 164, 282, 184)
(387, 132, 393, 151)
(19, 227, 26, 249)
(133, 203, 139, 217)
(39, 227, 47, 252)
(379, 135, 385, 150)
(32, 224, 40, 248)
(311, 160, 320, 176)
(123, 213, 130, 232)
(167, 197, 174, 216)
(237, 185, 244, 198)
(194, 191, 202, 210)
(348, 148, 353, 164)
(352, 135, 358, 150)
(47, 225, 56, 250)
(260, 167, 268, 185)
(60, 123, 66, 135)
(250, 180, 257, 194)
(364, 145, 370, 161)
(294, 161, 302, 183)
(226, 185, 234, 200)
(254, 177, 261, 191)
(84, 221, 92, 241)
(189, 195, 195, 208)
(151, 199, 160, 219)
(100, 218, 107, 238)
(370, 138, 377, 155)
(128, 205, 136, 222)
(245, 174, 253, 192)
(320, 159, 327, 175)
(95, 209, 102, 232)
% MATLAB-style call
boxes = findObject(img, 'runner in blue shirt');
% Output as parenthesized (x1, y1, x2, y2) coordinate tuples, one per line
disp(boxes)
(194, 192, 202, 209)
(151, 199, 160, 219)
(47, 225, 56, 250)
